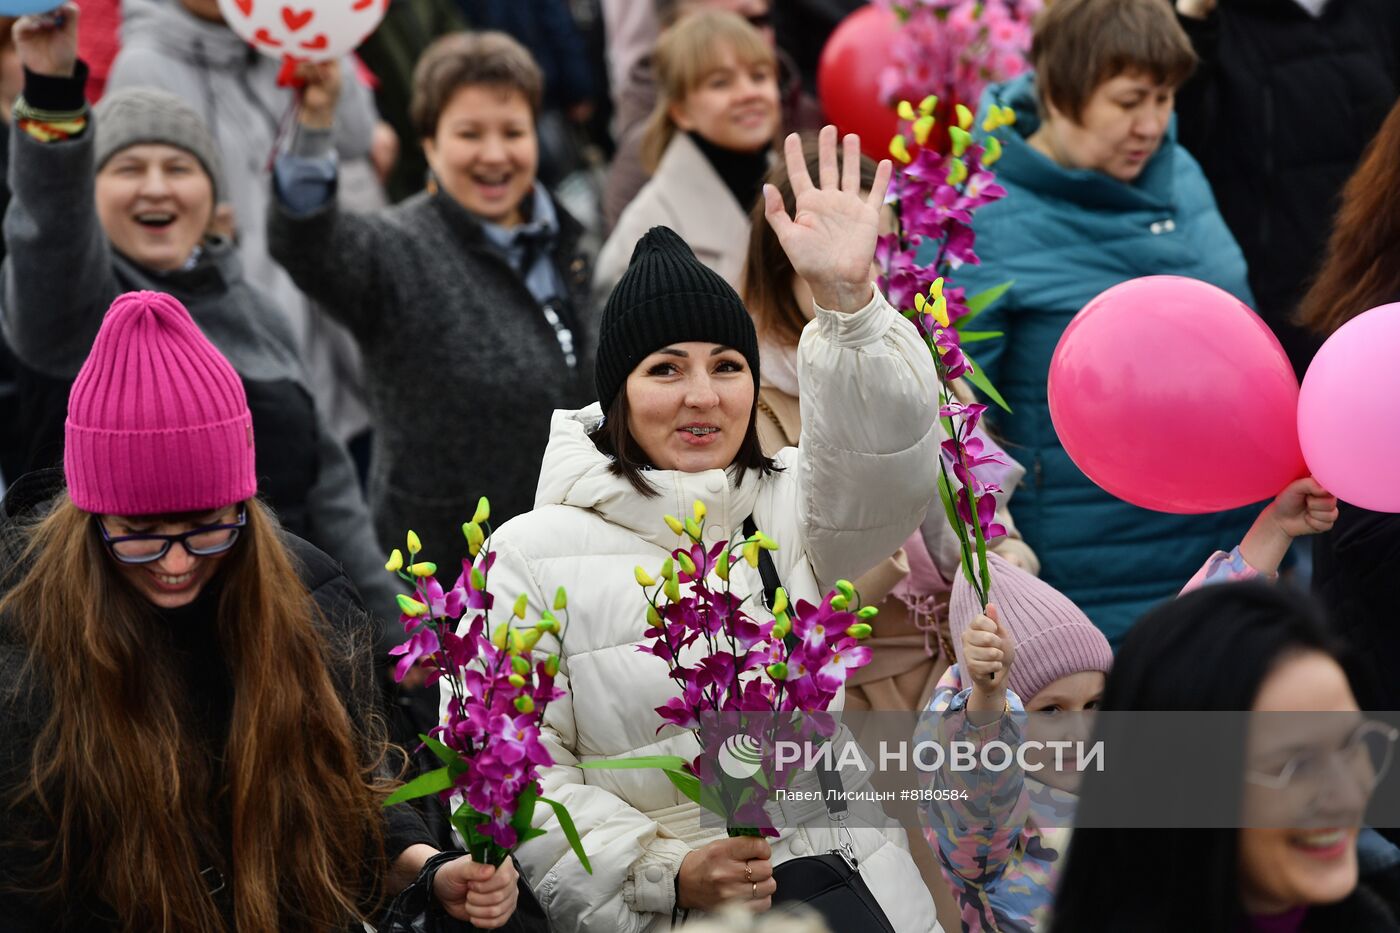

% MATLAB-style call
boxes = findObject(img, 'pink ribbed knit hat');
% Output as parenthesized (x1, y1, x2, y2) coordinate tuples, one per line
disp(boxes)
(949, 553, 1113, 703)
(65, 291, 257, 515)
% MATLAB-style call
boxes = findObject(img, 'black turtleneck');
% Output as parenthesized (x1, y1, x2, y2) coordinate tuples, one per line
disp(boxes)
(687, 131, 772, 214)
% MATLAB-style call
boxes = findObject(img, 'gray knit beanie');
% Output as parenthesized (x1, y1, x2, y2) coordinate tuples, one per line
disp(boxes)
(949, 552, 1114, 703)
(93, 89, 225, 202)
(594, 226, 760, 412)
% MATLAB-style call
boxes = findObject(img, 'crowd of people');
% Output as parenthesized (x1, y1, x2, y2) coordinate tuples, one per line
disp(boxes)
(0, 0, 1398, 930)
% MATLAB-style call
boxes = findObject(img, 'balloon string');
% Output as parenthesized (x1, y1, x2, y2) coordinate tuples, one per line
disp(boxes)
(265, 88, 302, 174)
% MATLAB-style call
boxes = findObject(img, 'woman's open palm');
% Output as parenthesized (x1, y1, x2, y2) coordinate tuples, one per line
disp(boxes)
(763, 126, 892, 311)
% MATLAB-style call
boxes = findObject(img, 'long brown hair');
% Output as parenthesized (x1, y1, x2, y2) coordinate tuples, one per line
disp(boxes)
(1296, 98, 1400, 336)
(0, 495, 388, 931)
(742, 133, 878, 348)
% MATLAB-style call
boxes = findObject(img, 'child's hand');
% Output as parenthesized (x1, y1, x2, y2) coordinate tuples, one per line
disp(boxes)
(1270, 476, 1339, 538)
(963, 604, 1014, 709)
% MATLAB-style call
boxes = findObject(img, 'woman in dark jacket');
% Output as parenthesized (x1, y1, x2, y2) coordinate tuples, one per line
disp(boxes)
(1173, 0, 1400, 377)
(1296, 96, 1400, 714)
(0, 7, 399, 630)
(269, 30, 593, 555)
(0, 290, 517, 931)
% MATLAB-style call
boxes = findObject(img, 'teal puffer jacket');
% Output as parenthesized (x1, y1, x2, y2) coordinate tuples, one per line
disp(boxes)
(951, 72, 1259, 645)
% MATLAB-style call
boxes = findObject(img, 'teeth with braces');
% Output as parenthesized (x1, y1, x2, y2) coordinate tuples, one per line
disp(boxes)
(683, 427, 718, 435)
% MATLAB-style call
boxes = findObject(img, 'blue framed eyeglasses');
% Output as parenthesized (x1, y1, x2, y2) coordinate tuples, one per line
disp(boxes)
(99, 506, 248, 564)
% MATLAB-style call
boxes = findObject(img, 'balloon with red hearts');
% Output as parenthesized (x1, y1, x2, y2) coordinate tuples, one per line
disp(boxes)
(817, 4, 901, 162)
(217, 0, 387, 65)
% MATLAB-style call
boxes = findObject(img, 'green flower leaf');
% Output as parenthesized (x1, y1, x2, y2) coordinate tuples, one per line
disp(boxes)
(538, 795, 593, 874)
(384, 766, 453, 806)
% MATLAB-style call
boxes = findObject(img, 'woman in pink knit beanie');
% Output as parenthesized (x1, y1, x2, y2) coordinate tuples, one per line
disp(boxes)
(0, 291, 520, 931)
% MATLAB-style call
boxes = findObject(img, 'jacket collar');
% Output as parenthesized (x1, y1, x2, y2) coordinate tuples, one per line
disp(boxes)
(985, 72, 1179, 213)
(534, 406, 763, 551)
(651, 133, 755, 259)
(428, 185, 584, 268)
(121, 0, 252, 67)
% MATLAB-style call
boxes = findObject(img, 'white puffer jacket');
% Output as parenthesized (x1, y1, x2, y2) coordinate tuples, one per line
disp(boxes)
(456, 292, 945, 932)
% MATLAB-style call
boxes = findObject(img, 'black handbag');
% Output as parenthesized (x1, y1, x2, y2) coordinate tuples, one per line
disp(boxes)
(743, 518, 899, 933)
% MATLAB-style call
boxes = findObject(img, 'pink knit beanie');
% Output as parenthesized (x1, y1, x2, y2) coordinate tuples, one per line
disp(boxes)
(64, 291, 257, 515)
(949, 553, 1113, 703)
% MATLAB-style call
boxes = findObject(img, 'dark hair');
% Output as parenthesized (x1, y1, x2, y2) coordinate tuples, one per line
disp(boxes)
(410, 31, 544, 139)
(1031, 0, 1197, 123)
(1297, 97, 1400, 336)
(1051, 583, 1355, 933)
(742, 133, 878, 348)
(589, 385, 779, 498)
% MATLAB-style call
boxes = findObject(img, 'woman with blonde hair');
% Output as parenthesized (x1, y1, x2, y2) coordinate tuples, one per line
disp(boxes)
(593, 9, 780, 300)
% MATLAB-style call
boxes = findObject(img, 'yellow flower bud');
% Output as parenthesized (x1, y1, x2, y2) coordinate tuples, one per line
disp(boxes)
(955, 103, 973, 130)
(913, 114, 935, 146)
(396, 594, 428, 617)
(472, 496, 490, 525)
(946, 157, 968, 186)
(982, 113, 1000, 133)
(634, 565, 656, 587)
(520, 628, 543, 652)
(830, 594, 849, 611)
(512, 655, 531, 675)
(677, 552, 696, 577)
(384, 549, 404, 573)
(949, 125, 970, 158)
(513, 593, 529, 619)
(857, 605, 880, 620)
(766, 662, 789, 681)
(508, 673, 527, 688)
(514, 695, 536, 714)
(683, 517, 702, 540)
(508, 629, 525, 654)
(896, 99, 916, 121)
(553, 586, 568, 611)
(1001, 106, 1017, 127)
(772, 614, 791, 641)
(490, 623, 509, 649)
(743, 541, 760, 568)
(538, 611, 560, 634)
(932, 296, 950, 328)
(835, 580, 856, 601)
(919, 94, 938, 116)
(889, 134, 912, 164)
(716, 549, 731, 581)
(470, 567, 486, 591)
(647, 604, 662, 627)
(983, 136, 1003, 166)
(410, 562, 437, 577)
(913, 292, 927, 314)
(463, 521, 485, 557)
(406, 531, 422, 555)
(664, 575, 681, 602)
(660, 557, 675, 580)
(932, 276, 945, 300)
(772, 586, 789, 616)
(544, 654, 560, 677)
(757, 532, 779, 552)
(693, 500, 707, 522)
(845, 623, 874, 640)
(664, 514, 685, 536)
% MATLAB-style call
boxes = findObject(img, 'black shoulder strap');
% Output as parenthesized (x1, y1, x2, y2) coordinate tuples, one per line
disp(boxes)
(742, 515, 849, 817)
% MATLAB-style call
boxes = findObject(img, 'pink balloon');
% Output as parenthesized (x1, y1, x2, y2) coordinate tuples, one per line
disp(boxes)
(1048, 276, 1305, 514)
(1298, 303, 1400, 512)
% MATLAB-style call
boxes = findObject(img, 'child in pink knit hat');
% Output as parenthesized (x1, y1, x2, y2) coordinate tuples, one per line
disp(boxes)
(919, 476, 1339, 932)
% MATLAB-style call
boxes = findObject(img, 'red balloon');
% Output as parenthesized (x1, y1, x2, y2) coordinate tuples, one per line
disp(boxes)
(818, 4, 900, 161)
(1047, 276, 1305, 514)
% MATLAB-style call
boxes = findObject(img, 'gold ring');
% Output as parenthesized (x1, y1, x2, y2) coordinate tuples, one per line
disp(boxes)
(752, 882, 758, 899)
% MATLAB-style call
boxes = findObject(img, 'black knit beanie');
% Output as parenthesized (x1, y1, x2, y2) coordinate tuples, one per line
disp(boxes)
(594, 226, 760, 412)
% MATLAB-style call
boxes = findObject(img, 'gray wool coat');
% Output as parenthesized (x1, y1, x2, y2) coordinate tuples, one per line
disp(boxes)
(268, 172, 594, 562)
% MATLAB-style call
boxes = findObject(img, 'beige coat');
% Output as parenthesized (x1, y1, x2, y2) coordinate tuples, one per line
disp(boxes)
(593, 133, 753, 305)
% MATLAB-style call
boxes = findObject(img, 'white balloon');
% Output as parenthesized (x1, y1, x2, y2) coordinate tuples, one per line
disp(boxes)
(216, 0, 387, 64)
